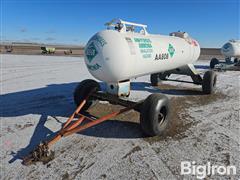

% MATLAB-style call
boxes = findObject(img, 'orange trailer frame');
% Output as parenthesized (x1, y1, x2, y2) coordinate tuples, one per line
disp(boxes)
(22, 91, 142, 165)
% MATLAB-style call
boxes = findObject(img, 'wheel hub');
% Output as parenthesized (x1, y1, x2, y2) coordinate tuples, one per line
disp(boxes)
(158, 112, 165, 125)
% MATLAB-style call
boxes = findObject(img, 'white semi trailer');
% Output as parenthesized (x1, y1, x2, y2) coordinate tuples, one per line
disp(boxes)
(74, 19, 217, 136)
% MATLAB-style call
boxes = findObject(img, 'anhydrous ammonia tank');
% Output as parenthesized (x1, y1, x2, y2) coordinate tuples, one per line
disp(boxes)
(84, 19, 200, 83)
(221, 39, 240, 58)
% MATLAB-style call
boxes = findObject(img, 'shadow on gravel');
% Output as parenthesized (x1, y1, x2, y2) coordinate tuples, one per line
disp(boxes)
(1, 83, 77, 163)
(0, 82, 142, 163)
(131, 82, 203, 95)
(8, 114, 59, 164)
(194, 65, 209, 69)
(80, 119, 143, 138)
(1, 80, 214, 163)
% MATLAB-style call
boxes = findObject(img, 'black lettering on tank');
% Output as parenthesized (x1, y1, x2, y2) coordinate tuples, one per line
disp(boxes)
(154, 53, 169, 60)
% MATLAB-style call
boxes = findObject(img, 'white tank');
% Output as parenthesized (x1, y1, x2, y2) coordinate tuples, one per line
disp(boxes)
(84, 19, 200, 83)
(221, 39, 240, 58)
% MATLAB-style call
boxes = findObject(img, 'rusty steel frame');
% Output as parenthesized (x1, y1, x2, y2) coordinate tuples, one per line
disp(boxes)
(22, 90, 141, 165)
(48, 98, 137, 146)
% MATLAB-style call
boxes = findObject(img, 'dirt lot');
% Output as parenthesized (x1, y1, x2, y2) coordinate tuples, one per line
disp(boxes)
(0, 54, 239, 179)
(0, 44, 84, 57)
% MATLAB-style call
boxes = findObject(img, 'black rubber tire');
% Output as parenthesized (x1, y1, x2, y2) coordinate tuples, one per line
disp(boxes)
(234, 58, 238, 63)
(159, 73, 168, 80)
(140, 94, 170, 136)
(150, 73, 168, 86)
(150, 73, 159, 86)
(202, 71, 217, 94)
(225, 57, 231, 63)
(73, 79, 100, 111)
(210, 58, 219, 69)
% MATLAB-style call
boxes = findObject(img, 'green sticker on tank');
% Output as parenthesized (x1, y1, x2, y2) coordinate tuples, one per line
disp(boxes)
(134, 38, 153, 59)
(168, 44, 175, 57)
(85, 42, 98, 62)
(91, 35, 107, 47)
(87, 63, 101, 71)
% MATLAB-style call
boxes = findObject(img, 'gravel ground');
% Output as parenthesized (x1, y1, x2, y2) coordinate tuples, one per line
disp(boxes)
(0, 54, 239, 179)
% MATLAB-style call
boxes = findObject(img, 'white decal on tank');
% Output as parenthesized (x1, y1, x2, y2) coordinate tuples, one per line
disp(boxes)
(125, 37, 136, 55)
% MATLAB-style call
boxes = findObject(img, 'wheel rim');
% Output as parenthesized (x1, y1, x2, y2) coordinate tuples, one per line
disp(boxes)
(158, 107, 167, 126)
(213, 75, 217, 87)
(86, 87, 99, 106)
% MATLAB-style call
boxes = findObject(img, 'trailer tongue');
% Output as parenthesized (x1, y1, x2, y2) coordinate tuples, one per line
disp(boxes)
(22, 90, 143, 165)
